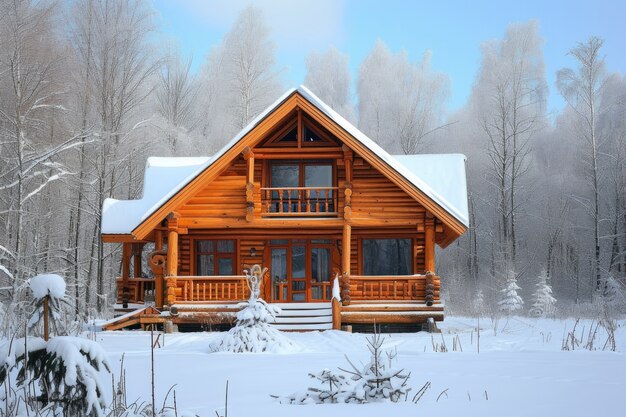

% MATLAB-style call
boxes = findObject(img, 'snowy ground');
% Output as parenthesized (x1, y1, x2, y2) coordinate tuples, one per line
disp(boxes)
(95, 317, 626, 417)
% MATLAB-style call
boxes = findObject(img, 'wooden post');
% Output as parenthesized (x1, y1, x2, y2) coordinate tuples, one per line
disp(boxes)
(43, 296, 49, 341)
(332, 297, 341, 330)
(122, 242, 131, 308)
(425, 214, 435, 273)
(154, 230, 164, 308)
(341, 223, 351, 305)
(166, 213, 179, 306)
(243, 147, 255, 222)
(132, 243, 143, 278)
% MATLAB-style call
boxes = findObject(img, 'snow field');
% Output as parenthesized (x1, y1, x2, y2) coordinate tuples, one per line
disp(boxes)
(93, 316, 626, 417)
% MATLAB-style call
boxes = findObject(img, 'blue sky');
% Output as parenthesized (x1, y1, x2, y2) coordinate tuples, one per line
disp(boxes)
(152, 0, 626, 115)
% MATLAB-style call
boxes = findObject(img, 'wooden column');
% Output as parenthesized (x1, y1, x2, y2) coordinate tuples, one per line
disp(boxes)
(425, 214, 435, 273)
(132, 243, 143, 278)
(341, 223, 351, 305)
(343, 145, 353, 220)
(166, 214, 179, 306)
(154, 230, 164, 308)
(122, 242, 131, 308)
(243, 146, 255, 222)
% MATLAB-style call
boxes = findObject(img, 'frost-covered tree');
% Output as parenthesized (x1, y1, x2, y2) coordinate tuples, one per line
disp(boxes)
(557, 37, 609, 293)
(304, 46, 353, 119)
(198, 6, 282, 150)
(530, 269, 556, 317)
(357, 40, 449, 154)
(603, 275, 626, 309)
(471, 20, 547, 271)
(498, 269, 524, 314)
(472, 288, 486, 315)
(155, 48, 198, 153)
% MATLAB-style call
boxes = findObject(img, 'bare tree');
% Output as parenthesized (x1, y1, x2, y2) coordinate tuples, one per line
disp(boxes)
(198, 5, 282, 150)
(471, 21, 546, 271)
(357, 40, 449, 154)
(155, 49, 198, 153)
(304, 46, 353, 119)
(0, 0, 78, 288)
(557, 37, 608, 293)
(67, 0, 158, 312)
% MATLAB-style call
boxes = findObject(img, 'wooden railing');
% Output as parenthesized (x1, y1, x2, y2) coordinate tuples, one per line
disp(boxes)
(261, 187, 339, 217)
(116, 277, 155, 304)
(173, 276, 249, 303)
(349, 275, 440, 302)
(271, 280, 333, 302)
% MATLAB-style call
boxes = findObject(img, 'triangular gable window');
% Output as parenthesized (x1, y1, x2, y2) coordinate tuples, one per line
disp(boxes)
(261, 110, 339, 147)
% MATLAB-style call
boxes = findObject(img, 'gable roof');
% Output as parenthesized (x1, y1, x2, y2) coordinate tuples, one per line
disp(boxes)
(102, 86, 468, 240)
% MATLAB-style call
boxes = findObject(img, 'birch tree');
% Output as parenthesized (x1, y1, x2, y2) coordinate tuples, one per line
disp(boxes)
(471, 21, 546, 272)
(0, 0, 77, 289)
(557, 37, 608, 293)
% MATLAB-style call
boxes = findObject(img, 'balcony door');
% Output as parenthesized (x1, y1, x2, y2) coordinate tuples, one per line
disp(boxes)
(269, 239, 332, 302)
(267, 161, 335, 214)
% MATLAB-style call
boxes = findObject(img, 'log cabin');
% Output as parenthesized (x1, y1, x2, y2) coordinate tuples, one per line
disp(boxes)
(100, 86, 468, 332)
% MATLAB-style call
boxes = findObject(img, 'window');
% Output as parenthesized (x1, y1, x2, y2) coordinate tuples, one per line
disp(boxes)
(362, 239, 412, 275)
(195, 239, 235, 275)
(268, 161, 335, 214)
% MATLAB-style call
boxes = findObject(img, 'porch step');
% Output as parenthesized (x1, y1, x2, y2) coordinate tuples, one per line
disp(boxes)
(270, 302, 333, 331)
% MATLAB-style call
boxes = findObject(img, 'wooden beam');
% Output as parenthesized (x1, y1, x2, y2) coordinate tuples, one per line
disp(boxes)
(132, 243, 143, 278)
(342, 223, 351, 306)
(425, 214, 435, 273)
(166, 214, 179, 306)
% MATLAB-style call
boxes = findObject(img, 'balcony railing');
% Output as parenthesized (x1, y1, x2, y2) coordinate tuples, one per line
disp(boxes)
(349, 275, 440, 302)
(261, 187, 339, 217)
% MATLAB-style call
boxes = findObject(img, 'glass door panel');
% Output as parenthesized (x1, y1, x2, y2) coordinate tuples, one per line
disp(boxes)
(271, 248, 288, 301)
(311, 247, 331, 300)
(291, 245, 307, 301)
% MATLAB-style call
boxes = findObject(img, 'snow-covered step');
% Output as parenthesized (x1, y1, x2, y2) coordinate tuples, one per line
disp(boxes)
(270, 302, 333, 331)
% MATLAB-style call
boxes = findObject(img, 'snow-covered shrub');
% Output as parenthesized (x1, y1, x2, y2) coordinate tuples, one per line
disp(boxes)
(0, 336, 111, 416)
(210, 265, 297, 353)
(279, 331, 412, 404)
(498, 269, 523, 314)
(530, 270, 557, 317)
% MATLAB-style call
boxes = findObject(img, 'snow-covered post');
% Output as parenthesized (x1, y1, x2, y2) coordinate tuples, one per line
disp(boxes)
(332, 274, 342, 330)
(29, 274, 66, 341)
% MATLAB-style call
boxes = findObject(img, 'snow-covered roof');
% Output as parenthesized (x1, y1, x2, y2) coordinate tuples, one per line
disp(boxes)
(102, 157, 210, 234)
(102, 86, 468, 235)
(392, 154, 468, 227)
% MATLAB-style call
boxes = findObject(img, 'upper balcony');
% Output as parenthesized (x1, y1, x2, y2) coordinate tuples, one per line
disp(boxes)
(260, 186, 339, 217)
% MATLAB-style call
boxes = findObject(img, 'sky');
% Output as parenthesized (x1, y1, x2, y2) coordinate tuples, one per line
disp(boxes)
(152, 0, 626, 115)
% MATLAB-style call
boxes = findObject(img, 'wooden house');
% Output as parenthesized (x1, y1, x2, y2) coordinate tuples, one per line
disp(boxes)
(101, 86, 468, 331)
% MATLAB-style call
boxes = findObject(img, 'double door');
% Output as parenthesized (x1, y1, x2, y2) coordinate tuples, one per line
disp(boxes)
(269, 239, 333, 302)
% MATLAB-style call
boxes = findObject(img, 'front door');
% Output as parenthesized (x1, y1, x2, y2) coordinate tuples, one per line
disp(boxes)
(269, 239, 333, 302)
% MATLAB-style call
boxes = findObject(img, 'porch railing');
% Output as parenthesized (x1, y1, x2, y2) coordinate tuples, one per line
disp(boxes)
(173, 276, 249, 303)
(260, 187, 339, 217)
(349, 275, 440, 302)
(116, 277, 155, 304)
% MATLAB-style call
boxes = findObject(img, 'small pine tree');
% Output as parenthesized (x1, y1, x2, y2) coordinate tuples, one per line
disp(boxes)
(530, 270, 557, 317)
(498, 269, 524, 314)
(210, 265, 297, 353)
(472, 288, 485, 315)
